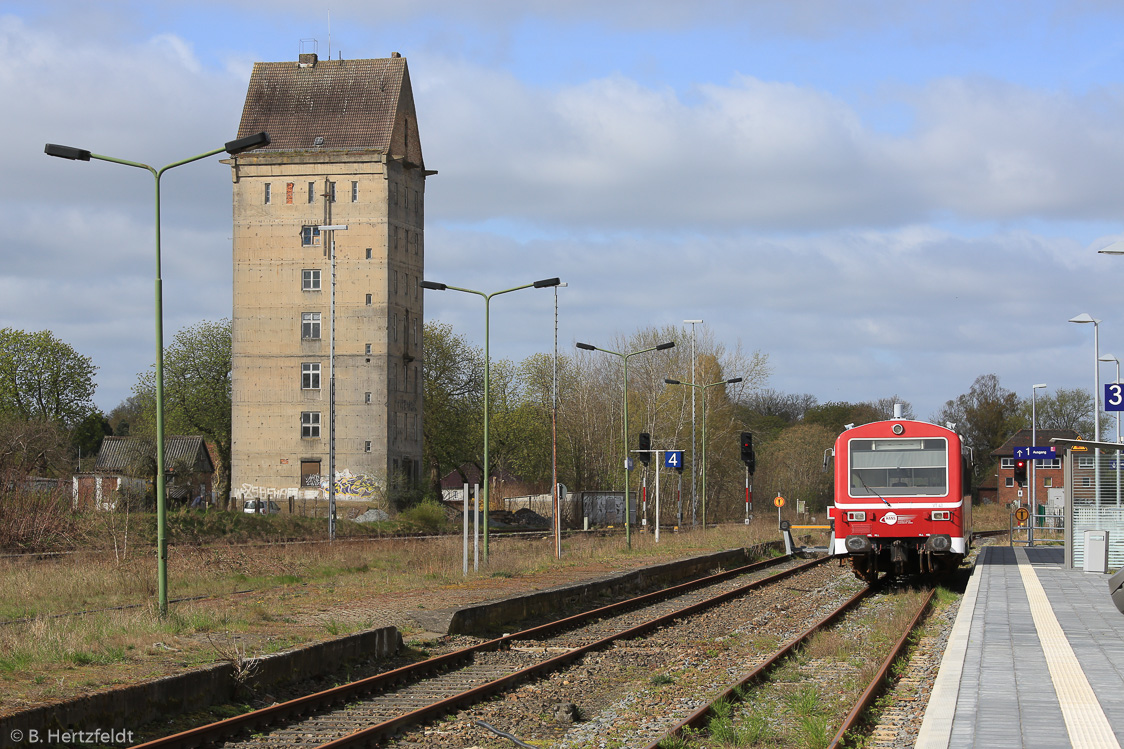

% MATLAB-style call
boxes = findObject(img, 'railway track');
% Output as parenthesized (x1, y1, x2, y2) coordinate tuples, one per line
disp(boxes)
(639, 586, 934, 749)
(133, 553, 856, 748)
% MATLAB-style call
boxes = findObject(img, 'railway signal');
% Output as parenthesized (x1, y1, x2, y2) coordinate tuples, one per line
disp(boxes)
(740, 431, 756, 474)
(1014, 458, 1028, 484)
(638, 432, 652, 466)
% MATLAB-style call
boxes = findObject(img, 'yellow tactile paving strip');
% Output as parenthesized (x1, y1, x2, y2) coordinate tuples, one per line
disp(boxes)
(1015, 548, 1120, 749)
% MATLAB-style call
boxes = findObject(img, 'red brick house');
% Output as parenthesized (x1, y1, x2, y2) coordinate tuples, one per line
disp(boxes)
(990, 428, 1078, 507)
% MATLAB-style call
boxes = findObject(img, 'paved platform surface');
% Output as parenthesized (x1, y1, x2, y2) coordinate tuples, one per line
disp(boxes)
(918, 545, 1124, 748)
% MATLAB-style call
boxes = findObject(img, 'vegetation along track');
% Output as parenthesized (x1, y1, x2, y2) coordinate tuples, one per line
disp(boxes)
(133, 553, 857, 748)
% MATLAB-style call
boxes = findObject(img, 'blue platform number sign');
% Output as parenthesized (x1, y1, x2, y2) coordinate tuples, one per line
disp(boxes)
(1107, 383, 1124, 412)
(665, 451, 683, 469)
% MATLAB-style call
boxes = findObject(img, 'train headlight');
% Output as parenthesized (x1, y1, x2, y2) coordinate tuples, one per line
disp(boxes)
(926, 534, 952, 552)
(846, 511, 866, 522)
(931, 511, 951, 521)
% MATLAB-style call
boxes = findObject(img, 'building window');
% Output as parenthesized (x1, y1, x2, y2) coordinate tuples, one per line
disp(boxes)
(1044, 477, 1053, 487)
(414, 365, 419, 393)
(301, 312, 321, 340)
(301, 412, 321, 438)
(391, 183, 398, 206)
(364, 440, 372, 453)
(1082, 476, 1092, 487)
(308, 182, 315, 203)
(264, 183, 271, 204)
(302, 269, 321, 291)
(301, 362, 321, 390)
(366, 247, 372, 260)
(1038, 458, 1061, 469)
(352, 181, 359, 202)
(1078, 456, 1095, 469)
(396, 412, 405, 442)
(365, 343, 372, 355)
(1001, 458, 1014, 469)
(412, 232, 418, 255)
(393, 271, 399, 295)
(415, 190, 420, 219)
(403, 188, 408, 210)
(301, 226, 321, 246)
(329, 181, 336, 202)
(394, 226, 399, 252)
(410, 414, 417, 441)
(365, 392, 372, 404)
(391, 313, 398, 342)
(1005, 477, 1014, 487)
(365, 293, 372, 306)
(413, 318, 418, 346)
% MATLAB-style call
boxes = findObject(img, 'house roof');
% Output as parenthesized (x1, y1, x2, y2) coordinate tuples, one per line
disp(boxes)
(235, 53, 425, 167)
(95, 436, 215, 475)
(440, 463, 522, 490)
(990, 428, 1080, 458)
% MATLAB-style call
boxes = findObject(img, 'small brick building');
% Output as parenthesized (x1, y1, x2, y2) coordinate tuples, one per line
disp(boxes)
(990, 428, 1078, 507)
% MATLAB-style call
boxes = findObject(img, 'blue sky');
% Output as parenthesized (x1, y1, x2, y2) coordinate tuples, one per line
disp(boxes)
(6, 0, 1124, 424)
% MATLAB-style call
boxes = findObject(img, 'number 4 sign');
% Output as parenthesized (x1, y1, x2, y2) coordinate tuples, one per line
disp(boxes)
(1107, 384, 1124, 412)
(665, 451, 683, 469)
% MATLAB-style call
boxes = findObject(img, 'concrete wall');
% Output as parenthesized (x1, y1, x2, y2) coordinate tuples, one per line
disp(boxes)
(0, 626, 400, 746)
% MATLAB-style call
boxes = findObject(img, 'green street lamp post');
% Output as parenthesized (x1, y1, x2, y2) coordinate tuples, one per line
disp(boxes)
(664, 377, 742, 529)
(576, 340, 675, 549)
(45, 132, 271, 616)
(420, 277, 560, 560)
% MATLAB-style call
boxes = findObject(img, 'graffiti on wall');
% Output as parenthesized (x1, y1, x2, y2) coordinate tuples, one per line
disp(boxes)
(237, 469, 384, 502)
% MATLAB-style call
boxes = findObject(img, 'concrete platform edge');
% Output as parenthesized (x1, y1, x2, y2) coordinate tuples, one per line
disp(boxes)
(915, 545, 987, 749)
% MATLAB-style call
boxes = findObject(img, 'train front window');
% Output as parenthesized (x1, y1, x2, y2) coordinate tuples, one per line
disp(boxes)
(849, 438, 948, 497)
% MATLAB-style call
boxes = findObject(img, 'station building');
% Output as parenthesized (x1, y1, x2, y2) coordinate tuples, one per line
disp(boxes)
(226, 51, 433, 498)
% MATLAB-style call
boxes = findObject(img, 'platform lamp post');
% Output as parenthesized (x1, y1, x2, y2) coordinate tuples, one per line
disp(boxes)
(44, 131, 271, 617)
(576, 340, 675, 549)
(684, 320, 703, 526)
(420, 277, 560, 561)
(664, 377, 742, 530)
(552, 282, 568, 559)
(1030, 383, 1047, 546)
(1069, 314, 1102, 508)
(1099, 355, 1122, 508)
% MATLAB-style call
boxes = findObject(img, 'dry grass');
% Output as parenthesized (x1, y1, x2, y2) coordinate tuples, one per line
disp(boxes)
(0, 518, 780, 714)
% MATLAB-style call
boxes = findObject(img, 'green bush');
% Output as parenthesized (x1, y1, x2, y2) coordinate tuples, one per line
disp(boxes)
(399, 500, 447, 533)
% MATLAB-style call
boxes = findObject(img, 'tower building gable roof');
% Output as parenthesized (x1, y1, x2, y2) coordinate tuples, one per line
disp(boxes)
(236, 53, 424, 166)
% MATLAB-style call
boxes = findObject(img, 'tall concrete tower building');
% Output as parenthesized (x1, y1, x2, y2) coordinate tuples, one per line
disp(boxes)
(227, 51, 432, 499)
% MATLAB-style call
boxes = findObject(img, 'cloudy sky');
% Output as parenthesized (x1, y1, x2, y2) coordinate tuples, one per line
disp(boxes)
(6, 0, 1124, 422)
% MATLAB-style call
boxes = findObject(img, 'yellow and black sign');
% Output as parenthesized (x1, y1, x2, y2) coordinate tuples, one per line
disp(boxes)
(1015, 506, 1030, 523)
(773, 495, 785, 508)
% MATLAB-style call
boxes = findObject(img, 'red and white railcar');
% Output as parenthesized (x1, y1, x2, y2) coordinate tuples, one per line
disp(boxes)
(827, 418, 971, 580)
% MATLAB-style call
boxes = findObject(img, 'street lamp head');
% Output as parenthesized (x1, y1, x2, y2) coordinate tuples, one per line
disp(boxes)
(655, 341, 675, 351)
(533, 277, 562, 288)
(684, 319, 703, 324)
(224, 131, 271, 155)
(575, 342, 596, 351)
(1099, 355, 1118, 364)
(665, 378, 682, 385)
(1033, 383, 1048, 389)
(727, 377, 743, 384)
(1097, 239, 1124, 255)
(419, 280, 447, 291)
(1069, 313, 1101, 324)
(44, 143, 91, 161)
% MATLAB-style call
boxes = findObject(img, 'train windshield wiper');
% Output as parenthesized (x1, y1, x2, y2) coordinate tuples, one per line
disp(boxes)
(858, 474, 893, 508)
